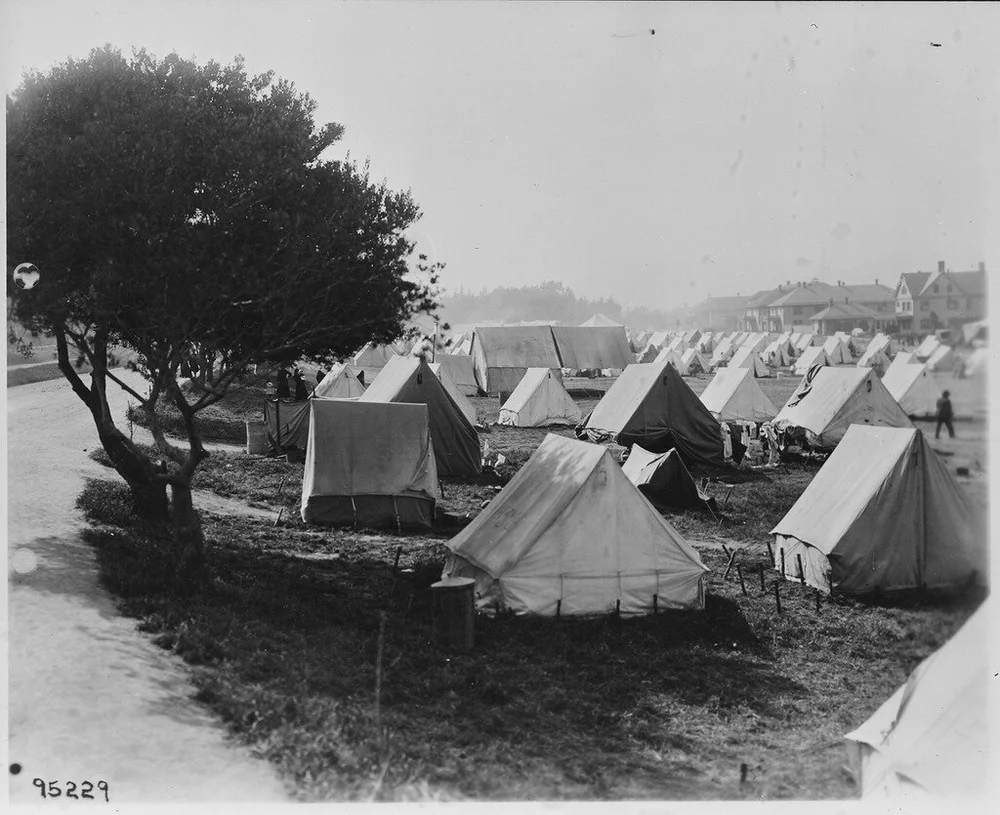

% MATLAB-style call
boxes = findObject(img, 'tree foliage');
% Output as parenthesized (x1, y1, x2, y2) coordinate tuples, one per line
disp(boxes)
(7, 46, 439, 586)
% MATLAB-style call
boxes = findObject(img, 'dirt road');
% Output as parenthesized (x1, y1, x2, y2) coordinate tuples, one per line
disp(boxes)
(6, 373, 288, 803)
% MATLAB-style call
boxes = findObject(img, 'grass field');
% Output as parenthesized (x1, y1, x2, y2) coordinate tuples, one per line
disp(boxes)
(77, 359, 990, 802)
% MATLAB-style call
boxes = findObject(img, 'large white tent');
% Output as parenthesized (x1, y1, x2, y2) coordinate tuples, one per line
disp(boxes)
(301, 400, 439, 528)
(726, 345, 769, 377)
(428, 362, 478, 427)
(914, 335, 941, 361)
(710, 335, 737, 366)
(794, 333, 816, 352)
(855, 343, 891, 374)
(497, 367, 582, 427)
(771, 425, 985, 593)
(792, 346, 830, 375)
(881, 362, 941, 418)
(313, 362, 366, 399)
(761, 340, 791, 368)
(351, 342, 399, 384)
(844, 600, 990, 798)
(772, 367, 913, 449)
(431, 354, 479, 396)
(822, 335, 853, 364)
(699, 367, 778, 423)
(678, 348, 711, 376)
(442, 434, 710, 616)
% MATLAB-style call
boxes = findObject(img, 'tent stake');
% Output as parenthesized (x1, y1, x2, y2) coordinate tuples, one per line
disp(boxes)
(773, 581, 782, 614)
(615, 599, 621, 619)
(653, 594, 658, 615)
(766, 540, 774, 564)
(736, 563, 747, 596)
(272, 507, 283, 528)
(722, 549, 737, 580)
(796, 553, 805, 584)
(556, 599, 561, 620)
(780, 548, 786, 581)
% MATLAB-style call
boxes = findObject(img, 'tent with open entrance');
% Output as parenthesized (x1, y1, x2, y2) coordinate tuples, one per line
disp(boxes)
(497, 367, 582, 427)
(881, 362, 940, 418)
(430, 354, 478, 396)
(428, 362, 478, 427)
(844, 599, 989, 798)
(264, 399, 311, 454)
(772, 367, 913, 449)
(740, 332, 771, 356)
(823, 335, 853, 364)
(360, 356, 481, 477)
(678, 348, 710, 376)
(313, 363, 366, 399)
(726, 345, 769, 377)
(441, 434, 709, 616)
(654, 347, 684, 370)
(710, 335, 737, 367)
(469, 326, 562, 395)
(855, 343, 891, 374)
(771, 424, 985, 594)
(792, 345, 830, 375)
(581, 359, 724, 469)
(700, 367, 778, 423)
(636, 343, 659, 363)
(351, 342, 399, 384)
(761, 340, 791, 368)
(621, 444, 714, 513)
(301, 400, 438, 529)
(550, 325, 633, 374)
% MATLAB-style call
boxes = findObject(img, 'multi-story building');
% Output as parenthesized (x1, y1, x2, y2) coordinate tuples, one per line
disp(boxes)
(766, 280, 895, 332)
(743, 287, 788, 332)
(688, 295, 750, 332)
(894, 261, 987, 334)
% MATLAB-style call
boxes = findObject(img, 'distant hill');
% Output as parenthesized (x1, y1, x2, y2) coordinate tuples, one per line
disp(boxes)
(437, 281, 686, 330)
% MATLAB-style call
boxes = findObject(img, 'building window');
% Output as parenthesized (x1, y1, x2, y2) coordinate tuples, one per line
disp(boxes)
(920, 301, 929, 311)
(932, 284, 939, 294)
(877, 303, 887, 312)
(793, 306, 802, 316)
(946, 299, 958, 310)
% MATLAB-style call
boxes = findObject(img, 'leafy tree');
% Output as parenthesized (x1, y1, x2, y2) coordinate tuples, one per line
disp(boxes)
(7, 46, 439, 588)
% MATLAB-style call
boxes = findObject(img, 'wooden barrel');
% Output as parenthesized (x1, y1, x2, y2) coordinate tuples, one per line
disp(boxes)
(431, 577, 476, 651)
(246, 420, 268, 455)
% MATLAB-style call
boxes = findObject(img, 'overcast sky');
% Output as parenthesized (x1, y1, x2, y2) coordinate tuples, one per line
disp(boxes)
(4, 1, 999, 307)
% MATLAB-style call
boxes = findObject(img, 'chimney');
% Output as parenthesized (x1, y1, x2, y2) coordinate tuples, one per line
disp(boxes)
(938, 260, 945, 273)
(828, 297, 834, 307)
(875, 278, 879, 286)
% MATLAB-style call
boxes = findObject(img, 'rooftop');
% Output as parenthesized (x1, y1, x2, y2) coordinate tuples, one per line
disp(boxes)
(810, 302, 880, 321)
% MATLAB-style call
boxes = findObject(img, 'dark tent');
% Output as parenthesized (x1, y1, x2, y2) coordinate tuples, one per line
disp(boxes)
(622, 445, 715, 512)
(360, 356, 482, 477)
(581, 360, 725, 470)
(264, 399, 311, 455)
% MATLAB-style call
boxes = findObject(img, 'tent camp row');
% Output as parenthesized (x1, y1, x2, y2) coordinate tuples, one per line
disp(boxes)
(470, 324, 633, 394)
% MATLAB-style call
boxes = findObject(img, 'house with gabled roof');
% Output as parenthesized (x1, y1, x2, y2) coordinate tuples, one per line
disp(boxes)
(766, 280, 895, 332)
(894, 260, 987, 334)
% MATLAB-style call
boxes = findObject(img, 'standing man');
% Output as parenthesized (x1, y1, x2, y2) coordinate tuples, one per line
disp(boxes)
(935, 389, 955, 439)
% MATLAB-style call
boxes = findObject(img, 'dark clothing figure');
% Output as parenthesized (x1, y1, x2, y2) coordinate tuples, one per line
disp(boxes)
(316, 369, 327, 385)
(935, 392, 954, 439)
(293, 372, 309, 401)
(357, 370, 365, 386)
(276, 370, 291, 399)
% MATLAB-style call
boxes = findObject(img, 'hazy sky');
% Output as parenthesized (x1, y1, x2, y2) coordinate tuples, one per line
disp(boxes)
(3, 1, 998, 307)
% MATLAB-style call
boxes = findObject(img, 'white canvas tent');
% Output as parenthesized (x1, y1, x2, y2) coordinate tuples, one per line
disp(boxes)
(822, 335, 853, 364)
(497, 367, 582, 427)
(855, 343, 891, 374)
(580, 313, 622, 327)
(772, 367, 913, 449)
(646, 330, 671, 351)
(740, 332, 770, 355)
(726, 345, 769, 377)
(914, 335, 941, 361)
(710, 335, 737, 366)
(700, 367, 778, 423)
(884, 351, 921, 377)
(881, 362, 941, 418)
(313, 362, 366, 399)
(664, 336, 688, 356)
(301, 400, 439, 528)
(771, 425, 986, 594)
(442, 434, 709, 616)
(654, 347, 684, 370)
(431, 354, 478, 396)
(794, 333, 815, 352)
(428, 362, 478, 427)
(352, 342, 399, 384)
(761, 340, 790, 368)
(696, 333, 715, 354)
(470, 326, 562, 394)
(867, 332, 895, 357)
(792, 346, 830, 375)
(966, 347, 988, 377)
(844, 600, 989, 798)
(924, 344, 955, 372)
(678, 348, 710, 376)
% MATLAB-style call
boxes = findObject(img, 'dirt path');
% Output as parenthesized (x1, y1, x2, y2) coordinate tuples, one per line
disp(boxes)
(6, 373, 289, 803)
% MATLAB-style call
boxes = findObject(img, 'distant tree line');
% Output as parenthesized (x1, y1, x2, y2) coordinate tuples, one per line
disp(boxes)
(439, 281, 686, 328)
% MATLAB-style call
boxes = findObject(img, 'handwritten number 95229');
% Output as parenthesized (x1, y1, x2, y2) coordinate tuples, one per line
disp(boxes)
(32, 778, 109, 801)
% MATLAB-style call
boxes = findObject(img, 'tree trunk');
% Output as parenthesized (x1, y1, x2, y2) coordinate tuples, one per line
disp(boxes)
(169, 480, 209, 593)
(97, 426, 169, 520)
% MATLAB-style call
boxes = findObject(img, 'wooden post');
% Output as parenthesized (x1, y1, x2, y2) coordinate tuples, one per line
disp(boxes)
(272, 507, 284, 528)
(780, 548, 786, 581)
(797, 553, 805, 584)
(556, 599, 561, 620)
(723, 549, 737, 580)
(759, 564, 766, 592)
(740, 763, 748, 784)
(766, 540, 774, 564)
(773, 581, 782, 614)
(736, 563, 747, 596)
(653, 594, 658, 615)
(615, 599, 621, 619)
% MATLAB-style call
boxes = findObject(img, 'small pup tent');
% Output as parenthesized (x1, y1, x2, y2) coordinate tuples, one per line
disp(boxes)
(710, 335, 737, 366)
(678, 348, 710, 376)
(740, 332, 770, 356)
(636, 343, 659, 363)
(726, 345, 769, 377)
(913, 334, 941, 361)
(771, 425, 986, 594)
(699, 367, 778, 423)
(360, 356, 481, 477)
(855, 344, 891, 374)
(867, 332, 895, 357)
(497, 367, 582, 427)
(881, 363, 940, 418)
(582, 360, 724, 469)
(441, 434, 710, 616)
(622, 445, 714, 512)
(884, 351, 921, 377)
(431, 354, 478, 396)
(823, 335, 853, 364)
(761, 340, 790, 368)
(428, 362, 478, 427)
(792, 346, 830, 375)
(772, 367, 913, 449)
(313, 363, 366, 399)
(654, 347, 684, 370)
(844, 600, 989, 798)
(352, 342, 399, 384)
(924, 344, 955, 372)
(301, 400, 439, 529)
(794, 333, 815, 352)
